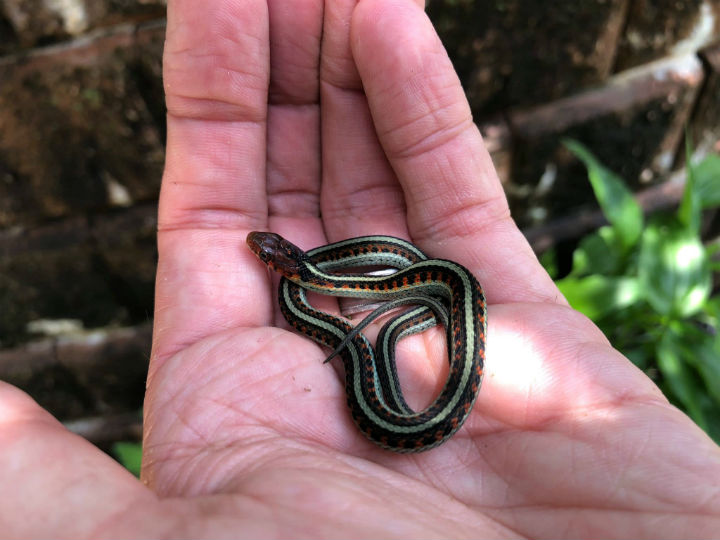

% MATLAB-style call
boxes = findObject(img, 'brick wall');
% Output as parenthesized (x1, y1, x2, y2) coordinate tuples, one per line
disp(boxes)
(0, 0, 718, 447)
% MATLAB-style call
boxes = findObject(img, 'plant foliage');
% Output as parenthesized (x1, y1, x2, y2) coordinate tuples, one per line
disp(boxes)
(113, 441, 142, 477)
(555, 140, 720, 441)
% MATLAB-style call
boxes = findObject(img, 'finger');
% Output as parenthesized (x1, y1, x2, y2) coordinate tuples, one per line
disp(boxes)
(0, 383, 167, 537)
(319, 0, 423, 240)
(351, 0, 561, 304)
(264, 0, 335, 324)
(154, 0, 271, 367)
(266, 0, 325, 245)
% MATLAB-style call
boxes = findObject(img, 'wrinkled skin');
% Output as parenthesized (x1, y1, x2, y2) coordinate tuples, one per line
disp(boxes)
(1, 1, 719, 538)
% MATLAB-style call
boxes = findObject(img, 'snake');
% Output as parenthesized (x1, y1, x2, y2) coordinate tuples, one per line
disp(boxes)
(246, 232, 487, 453)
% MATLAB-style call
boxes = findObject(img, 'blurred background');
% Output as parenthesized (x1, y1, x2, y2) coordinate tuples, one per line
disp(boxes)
(1, 1, 719, 464)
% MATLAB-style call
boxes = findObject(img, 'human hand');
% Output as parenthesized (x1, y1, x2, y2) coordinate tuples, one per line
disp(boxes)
(2, 0, 719, 537)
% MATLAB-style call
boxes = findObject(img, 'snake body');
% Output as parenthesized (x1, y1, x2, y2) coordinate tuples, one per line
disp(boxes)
(247, 232, 486, 452)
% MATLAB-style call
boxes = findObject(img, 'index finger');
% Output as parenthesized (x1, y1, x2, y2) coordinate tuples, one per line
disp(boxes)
(351, 0, 562, 305)
(153, 0, 271, 367)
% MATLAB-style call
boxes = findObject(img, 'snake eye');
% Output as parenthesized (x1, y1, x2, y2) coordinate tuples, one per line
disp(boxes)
(259, 251, 270, 262)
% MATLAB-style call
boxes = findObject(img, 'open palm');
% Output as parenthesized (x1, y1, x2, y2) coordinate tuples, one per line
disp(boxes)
(2, 0, 719, 537)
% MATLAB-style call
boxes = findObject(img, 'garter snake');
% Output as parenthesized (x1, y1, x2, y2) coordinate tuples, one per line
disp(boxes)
(247, 232, 487, 452)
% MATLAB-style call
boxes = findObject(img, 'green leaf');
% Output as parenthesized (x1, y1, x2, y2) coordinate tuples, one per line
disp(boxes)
(557, 275, 641, 320)
(113, 442, 142, 477)
(656, 324, 720, 439)
(564, 139, 643, 250)
(678, 137, 701, 232)
(570, 226, 622, 276)
(624, 346, 651, 371)
(693, 154, 720, 209)
(539, 248, 558, 279)
(657, 331, 707, 429)
(637, 221, 711, 317)
(695, 334, 720, 405)
(670, 323, 720, 405)
(704, 296, 720, 323)
(704, 404, 720, 444)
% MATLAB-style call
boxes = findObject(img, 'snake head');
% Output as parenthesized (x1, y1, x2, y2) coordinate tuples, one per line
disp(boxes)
(246, 231, 305, 279)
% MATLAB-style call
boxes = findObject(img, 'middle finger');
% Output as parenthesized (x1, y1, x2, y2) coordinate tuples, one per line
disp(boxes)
(266, 0, 325, 246)
(319, 0, 423, 240)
